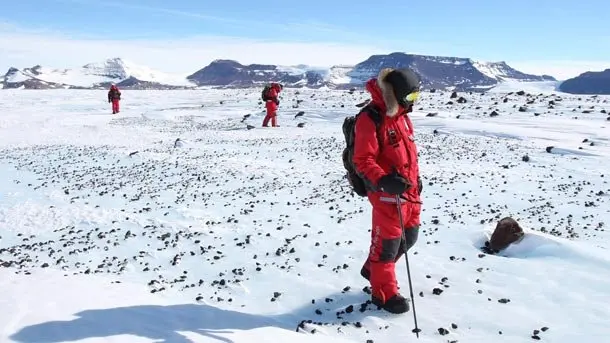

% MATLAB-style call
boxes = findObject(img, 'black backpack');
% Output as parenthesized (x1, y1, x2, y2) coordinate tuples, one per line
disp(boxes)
(261, 84, 272, 101)
(341, 104, 383, 196)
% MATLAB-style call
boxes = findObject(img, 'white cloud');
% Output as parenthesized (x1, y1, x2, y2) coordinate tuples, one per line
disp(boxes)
(51, 0, 356, 37)
(508, 60, 610, 80)
(0, 23, 391, 74)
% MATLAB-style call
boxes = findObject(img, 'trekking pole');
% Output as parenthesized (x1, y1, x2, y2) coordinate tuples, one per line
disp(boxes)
(395, 194, 421, 338)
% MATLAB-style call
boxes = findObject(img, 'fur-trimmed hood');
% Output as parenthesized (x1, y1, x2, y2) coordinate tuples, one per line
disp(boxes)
(366, 68, 419, 117)
(376, 68, 401, 117)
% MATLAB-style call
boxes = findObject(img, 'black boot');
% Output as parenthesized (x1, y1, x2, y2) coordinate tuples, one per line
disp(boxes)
(372, 294, 410, 314)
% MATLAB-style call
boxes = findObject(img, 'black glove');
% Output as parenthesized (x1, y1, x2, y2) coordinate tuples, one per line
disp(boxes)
(377, 172, 411, 195)
(274, 99, 279, 105)
(417, 175, 423, 195)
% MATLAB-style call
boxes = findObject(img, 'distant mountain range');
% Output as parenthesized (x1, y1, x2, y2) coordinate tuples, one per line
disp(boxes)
(0, 53, 606, 94)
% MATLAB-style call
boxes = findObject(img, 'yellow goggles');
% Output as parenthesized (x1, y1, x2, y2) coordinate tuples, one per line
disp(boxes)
(405, 91, 420, 104)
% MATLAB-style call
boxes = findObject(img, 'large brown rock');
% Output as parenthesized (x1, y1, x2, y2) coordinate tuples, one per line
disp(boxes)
(484, 217, 525, 253)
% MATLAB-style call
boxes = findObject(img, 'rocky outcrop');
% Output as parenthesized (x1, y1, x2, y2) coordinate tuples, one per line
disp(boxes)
(186, 60, 326, 88)
(559, 69, 610, 95)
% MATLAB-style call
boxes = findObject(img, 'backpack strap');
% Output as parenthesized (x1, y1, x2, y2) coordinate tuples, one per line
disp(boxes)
(359, 104, 384, 150)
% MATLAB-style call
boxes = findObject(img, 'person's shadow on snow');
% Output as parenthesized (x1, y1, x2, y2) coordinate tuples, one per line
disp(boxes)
(9, 291, 374, 343)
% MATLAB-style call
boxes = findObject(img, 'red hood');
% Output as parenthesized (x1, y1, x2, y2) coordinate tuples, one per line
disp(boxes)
(365, 78, 386, 113)
(365, 78, 411, 116)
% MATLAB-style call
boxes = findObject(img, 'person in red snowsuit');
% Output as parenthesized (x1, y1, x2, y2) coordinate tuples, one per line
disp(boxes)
(353, 68, 423, 314)
(108, 84, 121, 114)
(262, 83, 282, 127)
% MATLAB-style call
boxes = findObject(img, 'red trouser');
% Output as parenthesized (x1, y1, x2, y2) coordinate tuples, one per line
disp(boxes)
(365, 196, 420, 303)
(112, 99, 120, 114)
(262, 110, 277, 127)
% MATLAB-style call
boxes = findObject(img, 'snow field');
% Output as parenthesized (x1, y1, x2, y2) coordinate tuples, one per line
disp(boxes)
(1, 84, 609, 342)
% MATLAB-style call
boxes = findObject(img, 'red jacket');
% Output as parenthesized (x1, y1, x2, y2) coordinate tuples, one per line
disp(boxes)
(352, 78, 421, 205)
(265, 83, 282, 113)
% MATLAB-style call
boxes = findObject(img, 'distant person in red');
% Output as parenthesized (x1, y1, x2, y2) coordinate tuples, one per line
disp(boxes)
(108, 84, 121, 114)
(262, 83, 282, 127)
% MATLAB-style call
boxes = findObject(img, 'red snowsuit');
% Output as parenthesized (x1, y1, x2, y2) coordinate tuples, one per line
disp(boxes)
(353, 71, 422, 304)
(108, 85, 121, 114)
(262, 83, 282, 127)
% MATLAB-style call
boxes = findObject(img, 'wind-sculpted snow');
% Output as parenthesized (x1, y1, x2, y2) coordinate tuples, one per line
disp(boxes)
(1, 85, 610, 343)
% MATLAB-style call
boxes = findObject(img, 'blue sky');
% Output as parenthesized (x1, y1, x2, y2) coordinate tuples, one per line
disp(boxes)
(1, 0, 609, 79)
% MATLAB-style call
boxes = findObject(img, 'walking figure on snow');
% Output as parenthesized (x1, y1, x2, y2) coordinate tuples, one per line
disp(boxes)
(261, 83, 282, 127)
(108, 84, 121, 114)
(342, 68, 423, 315)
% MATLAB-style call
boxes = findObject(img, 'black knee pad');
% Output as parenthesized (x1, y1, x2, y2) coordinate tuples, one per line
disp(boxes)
(402, 227, 419, 252)
(379, 238, 402, 262)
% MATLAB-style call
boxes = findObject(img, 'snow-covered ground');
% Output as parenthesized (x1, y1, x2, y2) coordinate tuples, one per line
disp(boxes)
(487, 81, 560, 94)
(1, 84, 609, 343)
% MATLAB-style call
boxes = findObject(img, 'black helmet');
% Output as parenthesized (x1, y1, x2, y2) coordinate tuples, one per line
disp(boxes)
(383, 68, 420, 105)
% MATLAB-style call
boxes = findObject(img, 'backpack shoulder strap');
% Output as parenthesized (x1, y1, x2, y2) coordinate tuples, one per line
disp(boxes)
(362, 104, 382, 127)
(359, 104, 383, 148)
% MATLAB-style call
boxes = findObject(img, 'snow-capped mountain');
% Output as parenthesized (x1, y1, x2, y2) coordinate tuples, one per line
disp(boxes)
(0, 67, 66, 89)
(187, 53, 556, 91)
(472, 61, 555, 82)
(1, 58, 195, 90)
(2, 53, 559, 91)
(186, 59, 327, 88)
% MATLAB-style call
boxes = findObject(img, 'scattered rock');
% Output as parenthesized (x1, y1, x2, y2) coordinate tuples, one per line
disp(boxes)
(356, 99, 370, 108)
(432, 288, 444, 295)
(438, 328, 450, 335)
